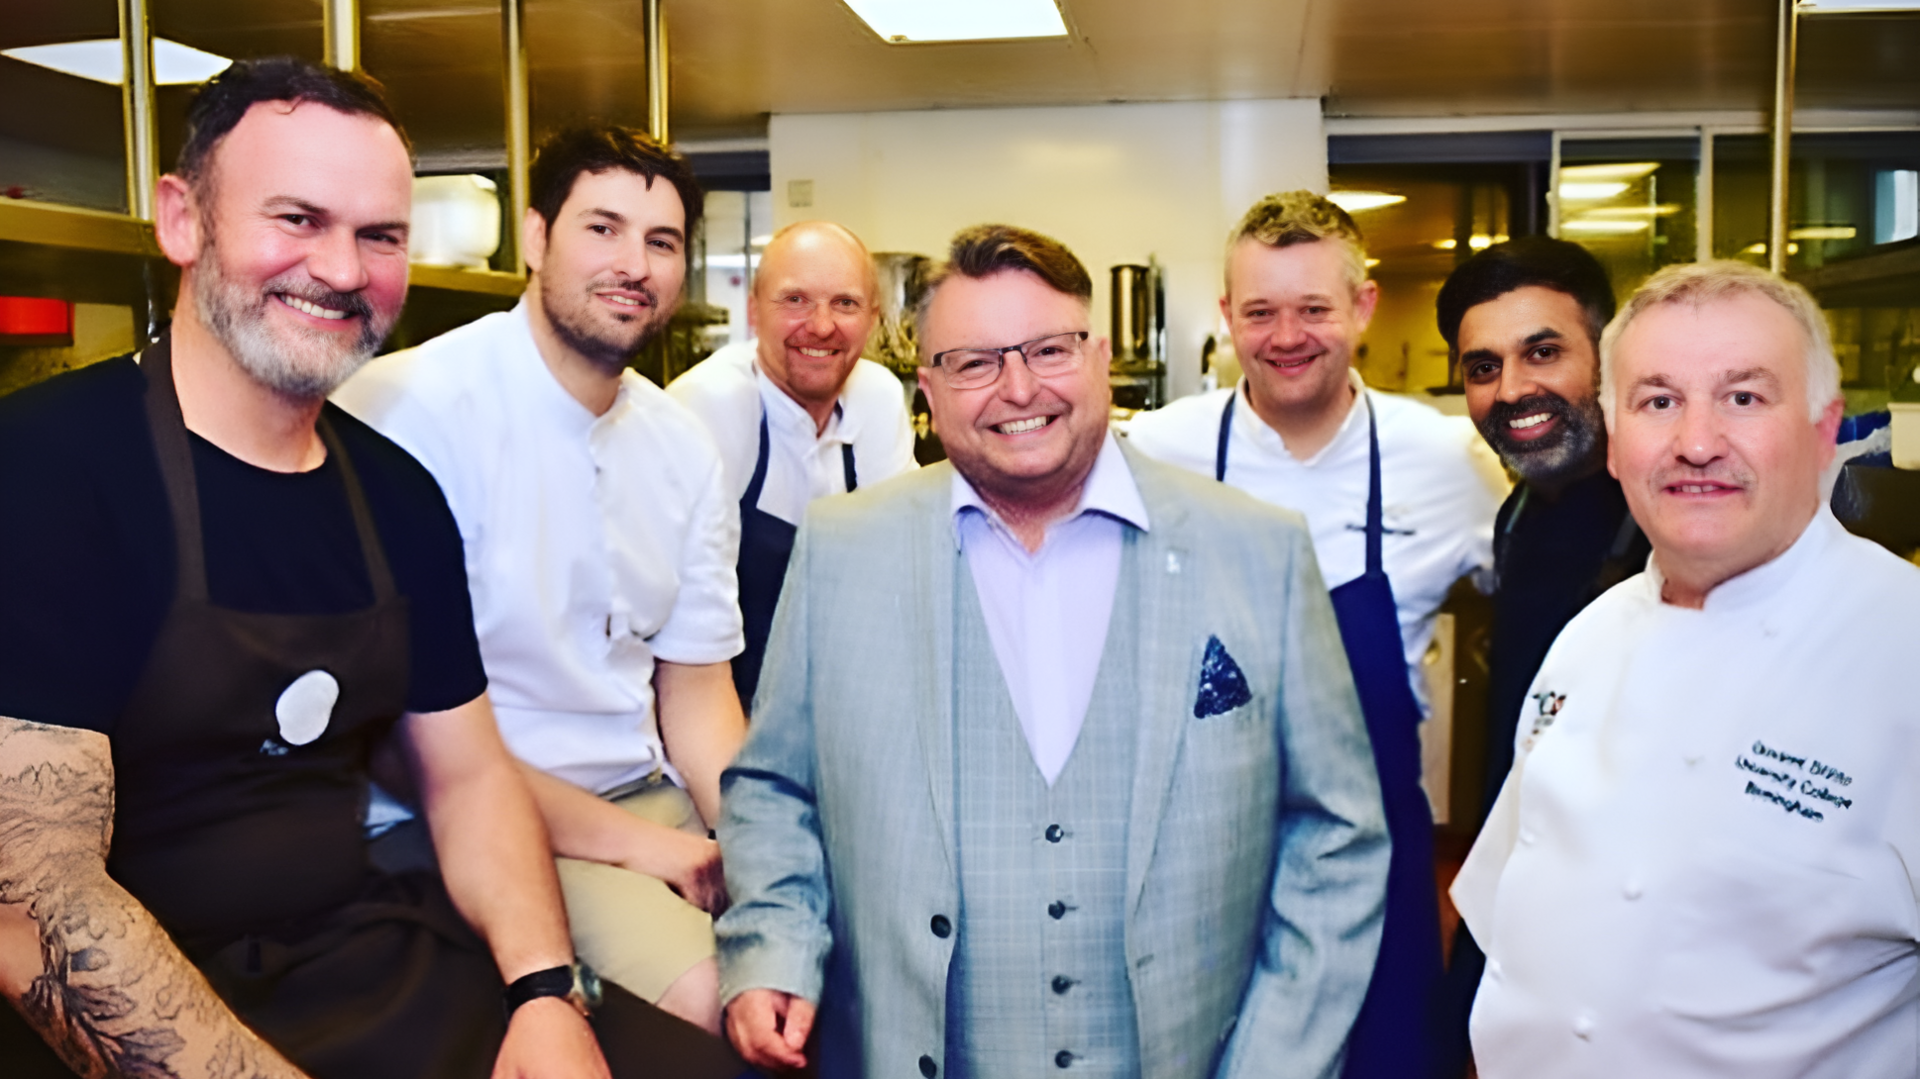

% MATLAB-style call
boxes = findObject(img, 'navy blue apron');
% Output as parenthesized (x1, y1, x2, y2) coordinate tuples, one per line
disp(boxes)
(732, 410, 857, 710)
(1217, 391, 1439, 1079)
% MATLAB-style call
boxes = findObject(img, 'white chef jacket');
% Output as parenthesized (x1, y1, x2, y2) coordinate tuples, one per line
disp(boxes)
(1452, 508, 1920, 1079)
(334, 302, 743, 794)
(666, 339, 916, 526)
(1124, 374, 1504, 710)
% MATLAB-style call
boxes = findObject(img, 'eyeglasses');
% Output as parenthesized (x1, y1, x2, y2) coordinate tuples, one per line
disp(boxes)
(926, 331, 1089, 390)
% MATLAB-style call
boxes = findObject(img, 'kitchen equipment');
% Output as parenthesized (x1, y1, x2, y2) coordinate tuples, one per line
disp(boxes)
(1110, 260, 1166, 411)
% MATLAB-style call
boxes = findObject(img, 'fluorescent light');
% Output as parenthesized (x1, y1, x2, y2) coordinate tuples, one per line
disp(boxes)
(1560, 162, 1661, 182)
(1364, 258, 1381, 268)
(750, 234, 772, 247)
(1740, 241, 1802, 255)
(1789, 225, 1857, 240)
(3, 38, 232, 86)
(1798, 0, 1920, 11)
(1560, 182, 1630, 201)
(1578, 204, 1682, 218)
(842, 0, 1068, 43)
(1431, 234, 1508, 251)
(1327, 191, 1406, 213)
(1561, 219, 1650, 234)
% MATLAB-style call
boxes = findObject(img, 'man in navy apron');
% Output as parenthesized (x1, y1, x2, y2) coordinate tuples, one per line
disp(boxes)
(0, 60, 745, 1079)
(668, 221, 917, 711)
(1128, 191, 1503, 1078)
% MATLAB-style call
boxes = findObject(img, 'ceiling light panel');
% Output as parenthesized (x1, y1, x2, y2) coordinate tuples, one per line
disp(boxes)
(1327, 191, 1406, 213)
(842, 0, 1069, 43)
(3, 38, 232, 86)
(1798, 0, 1920, 11)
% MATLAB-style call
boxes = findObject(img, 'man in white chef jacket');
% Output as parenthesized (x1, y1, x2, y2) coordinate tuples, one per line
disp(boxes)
(336, 125, 745, 1035)
(1452, 260, 1920, 1078)
(667, 221, 916, 710)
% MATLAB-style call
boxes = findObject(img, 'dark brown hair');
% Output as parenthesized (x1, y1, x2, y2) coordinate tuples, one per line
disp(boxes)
(914, 224, 1091, 350)
(177, 57, 409, 189)
(528, 125, 704, 241)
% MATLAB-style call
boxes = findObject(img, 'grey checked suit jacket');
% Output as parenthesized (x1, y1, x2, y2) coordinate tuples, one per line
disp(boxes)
(717, 442, 1388, 1079)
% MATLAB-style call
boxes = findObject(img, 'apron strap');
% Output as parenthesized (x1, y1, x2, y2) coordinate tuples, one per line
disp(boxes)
(141, 332, 211, 602)
(1361, 390, 1385, 576)
(1214, 391, 1236, 483)
(316, 413, 397, 603)
(743, 412, 772, 511)
(841, 441, 858, 494)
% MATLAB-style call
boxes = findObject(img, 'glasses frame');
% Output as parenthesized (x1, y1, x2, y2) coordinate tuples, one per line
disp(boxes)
(926, 331, 1090, 387)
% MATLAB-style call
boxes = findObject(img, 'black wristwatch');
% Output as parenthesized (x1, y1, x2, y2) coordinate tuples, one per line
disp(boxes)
(504, 960, 603, 1020)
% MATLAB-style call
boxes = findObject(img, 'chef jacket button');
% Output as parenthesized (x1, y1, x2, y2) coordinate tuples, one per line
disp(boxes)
(1051, 974, 1073, 994)
(1573, 1014, 1596, 1040)
(930, 915, 952, 938)
(1055, 1050, 1074, 1068)
(919, 1054, 938, 1077)
(1048, 900, 1068, 920)
(1684, 754, 1702, 766)
(1623, 879, 1644, 900)
(1045, 824, 1064, 843)
(1487, 958, 1503, 981)
(1518, 829, 1537, 846)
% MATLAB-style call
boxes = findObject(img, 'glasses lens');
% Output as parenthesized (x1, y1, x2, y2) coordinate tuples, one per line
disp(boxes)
(1023, 333, 1085, 374)
(943, 351, 1002, 388)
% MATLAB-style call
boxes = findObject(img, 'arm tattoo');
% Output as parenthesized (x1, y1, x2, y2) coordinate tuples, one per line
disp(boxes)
(0, 718, 301, 1079)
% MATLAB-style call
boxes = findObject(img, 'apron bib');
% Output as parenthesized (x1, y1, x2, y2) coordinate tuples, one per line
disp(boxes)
(732, 409, 855, 709)
(1217, 390, 1440, 1078)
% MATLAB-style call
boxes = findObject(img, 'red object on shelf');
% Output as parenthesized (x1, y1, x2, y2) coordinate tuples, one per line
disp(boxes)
(0, 296, 75, 344)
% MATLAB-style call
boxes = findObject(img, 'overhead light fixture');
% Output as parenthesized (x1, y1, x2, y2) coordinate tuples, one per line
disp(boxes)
(842, 0, 1068, 43)
(1327, 191, 1406, 213)
(1560, 182, 1630, 201)
(1561, 219, 1650, 234)
(1789, 225, 1857, 240)
(1798, 0, 1920, 11)
(1742, 241, 1802, 255)
(3, 38, 232, 86)
(1431, 234, 1509, 251)
(1364, 258, 1381, 268)
(1560, 162, 1661, 182)
(1578, 204, 1683, 218)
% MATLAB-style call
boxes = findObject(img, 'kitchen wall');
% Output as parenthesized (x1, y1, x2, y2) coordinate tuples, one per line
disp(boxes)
(768, 98, 1327, 402)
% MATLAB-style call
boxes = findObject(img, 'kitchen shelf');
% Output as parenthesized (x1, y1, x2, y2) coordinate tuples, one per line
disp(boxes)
(1791, 241, 1920, 308)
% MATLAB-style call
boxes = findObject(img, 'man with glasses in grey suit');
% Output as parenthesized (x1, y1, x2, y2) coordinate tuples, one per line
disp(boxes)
(716, 223, 1389, 1079)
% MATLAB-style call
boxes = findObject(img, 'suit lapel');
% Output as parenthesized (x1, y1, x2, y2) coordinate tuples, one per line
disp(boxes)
(913, 464, 960, 875)
(1121, 444, 1198, 919)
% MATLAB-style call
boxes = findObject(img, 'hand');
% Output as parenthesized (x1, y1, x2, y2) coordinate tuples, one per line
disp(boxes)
(620, 822, 729, 916)
(725, 988, 814, 1073)
(492, 996, 610, 1079)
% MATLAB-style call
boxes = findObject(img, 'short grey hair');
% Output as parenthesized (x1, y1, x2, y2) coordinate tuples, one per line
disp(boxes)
(1225, 190, 1370, 297)
(1598, 260, 1841, 425)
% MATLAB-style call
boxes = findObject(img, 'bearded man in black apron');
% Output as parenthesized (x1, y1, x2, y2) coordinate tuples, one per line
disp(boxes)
(0, 59, 747, 1079)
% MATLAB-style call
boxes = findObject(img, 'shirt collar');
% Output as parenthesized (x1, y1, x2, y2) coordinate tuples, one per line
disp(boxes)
(1643, 504, 1839, 613)
(510, 299, 639, 434)
(948, 431, 1149, 548)
(750, 340, 855, 446)
(1233, 367, 1368, 467)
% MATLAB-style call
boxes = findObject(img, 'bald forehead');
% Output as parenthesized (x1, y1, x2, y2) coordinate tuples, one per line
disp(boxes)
(756, 222, 875, 296)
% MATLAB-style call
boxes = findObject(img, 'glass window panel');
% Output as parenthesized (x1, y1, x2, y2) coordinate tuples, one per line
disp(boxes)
(0, 0, 130, 212)
(1712, 131, 1920, 271)
(1557, 137, 1700, 303)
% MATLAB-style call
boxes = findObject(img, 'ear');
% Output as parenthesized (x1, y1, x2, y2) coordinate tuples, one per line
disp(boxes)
(1606, 422, 1619, 481)
(1218, 292, 1232, 323)
(520, 207, 548, 276)
(1351, 279, 1381, 331)
(1814, 394, 1845, 470)
(152, 174, 203, 268)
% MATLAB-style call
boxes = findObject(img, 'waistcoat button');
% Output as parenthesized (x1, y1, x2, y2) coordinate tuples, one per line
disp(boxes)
(919, 1054, 938, 1077)
(1055, 1050, 1074, 1068)
(1045, 824, 1064, 842)
(1048, 901, 1067, 920)
(1051, 975, 1073, 994)
(930, 914, 952, 938)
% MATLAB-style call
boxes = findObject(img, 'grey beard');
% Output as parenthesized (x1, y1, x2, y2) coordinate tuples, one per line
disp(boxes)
(1477, 392, 1606, 489)
(193, 246, 387, 400)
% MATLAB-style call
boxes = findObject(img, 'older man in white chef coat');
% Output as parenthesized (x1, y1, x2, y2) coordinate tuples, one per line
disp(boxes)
(1452, 260, 1920, 1078)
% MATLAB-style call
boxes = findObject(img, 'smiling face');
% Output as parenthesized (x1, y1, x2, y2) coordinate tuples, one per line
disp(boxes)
(526, 167, 687, 372)
(917, 268, 1110, 517)
(749, 223, 877, 418)
(1223, 237, 1378, 427)
(1607, 293, 1842, 603)
(1459, 285, 1607, 489)
(176, 100, 413, 399)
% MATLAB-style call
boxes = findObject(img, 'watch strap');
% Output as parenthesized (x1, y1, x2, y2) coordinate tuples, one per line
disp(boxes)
(503, 965, 576, 1017)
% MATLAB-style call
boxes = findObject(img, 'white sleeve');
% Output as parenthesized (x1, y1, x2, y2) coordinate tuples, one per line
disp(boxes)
(647, 447, 746, 665)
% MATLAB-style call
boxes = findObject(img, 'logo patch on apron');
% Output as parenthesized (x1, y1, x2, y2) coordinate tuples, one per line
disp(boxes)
(275, 669, 340, 746)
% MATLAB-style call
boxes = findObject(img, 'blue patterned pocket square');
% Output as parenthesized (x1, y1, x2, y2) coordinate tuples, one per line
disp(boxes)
(1193, 636, 1252, 718)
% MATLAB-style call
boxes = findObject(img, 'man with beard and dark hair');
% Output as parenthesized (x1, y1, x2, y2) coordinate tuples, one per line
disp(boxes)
(0, 59, 745, 1079)
(1429, 236, 1650, 1079)
(337, 125, 748, 1040)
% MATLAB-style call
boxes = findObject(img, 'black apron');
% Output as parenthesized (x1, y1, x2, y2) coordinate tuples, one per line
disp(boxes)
(732, 409, 856, 709)
(1216, 391, 1440, 1079)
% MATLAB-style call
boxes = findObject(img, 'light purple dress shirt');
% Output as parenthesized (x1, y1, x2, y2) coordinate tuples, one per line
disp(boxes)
(951, 433, 1151, 785)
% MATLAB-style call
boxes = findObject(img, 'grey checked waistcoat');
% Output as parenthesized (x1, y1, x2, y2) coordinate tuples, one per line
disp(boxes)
(944, 537, 1143, 1079)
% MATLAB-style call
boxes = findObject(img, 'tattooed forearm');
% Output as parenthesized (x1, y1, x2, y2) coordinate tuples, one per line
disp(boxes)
(0, 717, 305, 1079)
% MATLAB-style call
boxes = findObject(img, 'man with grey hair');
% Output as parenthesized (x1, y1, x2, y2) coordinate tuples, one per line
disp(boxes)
(1453, 260, 1920, 1077)
(1128, 190, 1503, 1078)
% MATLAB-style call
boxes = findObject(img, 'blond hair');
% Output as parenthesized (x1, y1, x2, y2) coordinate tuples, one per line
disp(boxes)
(1598, 260, 1840, 424)
(1225, 190, 1369, 295)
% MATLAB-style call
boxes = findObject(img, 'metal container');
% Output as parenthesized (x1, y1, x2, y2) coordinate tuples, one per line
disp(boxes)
(1109, 260, 1166, 411)
(867, 252, 933, 376)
